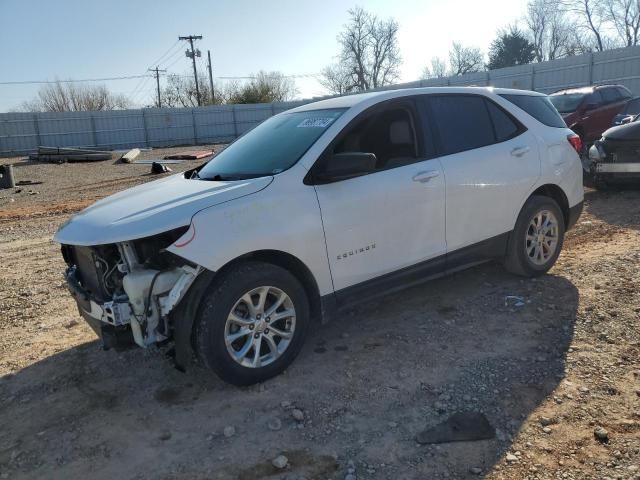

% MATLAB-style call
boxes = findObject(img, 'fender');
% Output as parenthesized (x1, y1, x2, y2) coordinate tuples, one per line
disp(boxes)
(170, 268, 216, 371)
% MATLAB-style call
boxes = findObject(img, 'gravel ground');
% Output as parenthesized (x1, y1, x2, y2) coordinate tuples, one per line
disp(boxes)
(0, 145, 221, 220)
(0, 153, 639, 479)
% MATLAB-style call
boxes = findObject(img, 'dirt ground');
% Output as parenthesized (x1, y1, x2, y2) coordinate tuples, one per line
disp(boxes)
(0, 150, 639, 480)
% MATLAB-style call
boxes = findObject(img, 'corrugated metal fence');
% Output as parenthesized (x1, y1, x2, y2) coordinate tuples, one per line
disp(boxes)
(3, 45, 640, 156)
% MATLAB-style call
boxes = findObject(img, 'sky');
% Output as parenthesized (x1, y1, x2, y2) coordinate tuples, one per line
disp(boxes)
(0, 0, 529, 112)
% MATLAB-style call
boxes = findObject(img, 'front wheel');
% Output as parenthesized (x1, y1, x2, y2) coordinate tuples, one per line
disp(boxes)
(194, 262, 309, 386)
(504, 195, 565, 277)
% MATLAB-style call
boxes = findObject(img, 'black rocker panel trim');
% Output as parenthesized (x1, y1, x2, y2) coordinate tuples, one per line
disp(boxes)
(322, 232, 511, 313)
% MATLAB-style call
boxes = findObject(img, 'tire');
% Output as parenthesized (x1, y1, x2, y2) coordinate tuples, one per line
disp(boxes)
(504, 195, 565, 277)
(194, 261, 309, 386)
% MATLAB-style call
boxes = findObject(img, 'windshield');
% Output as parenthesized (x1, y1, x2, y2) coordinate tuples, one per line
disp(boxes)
(197, 108, 346, 180)
(549, 93, 586, 113)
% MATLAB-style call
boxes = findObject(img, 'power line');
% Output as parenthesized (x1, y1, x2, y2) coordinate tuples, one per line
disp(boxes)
(162, 47, 185, 68)
(129, 75, 154, 103)
(165, 53, 185, 71)
(216, 73, 321, 80)
(0, 74, 151, 85)
(128, 40, 183, 102)
(150, 40, 181, 67)
(132, 78, 156, 106)
(166, 73, 321, 80)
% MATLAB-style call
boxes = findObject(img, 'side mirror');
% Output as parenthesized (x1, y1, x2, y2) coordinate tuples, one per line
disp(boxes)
(315, 152, 377, 183)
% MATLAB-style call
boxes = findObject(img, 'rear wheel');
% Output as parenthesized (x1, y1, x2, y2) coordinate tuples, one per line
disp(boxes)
(504, 195, 565, 277)
(194, 262, 309, 386)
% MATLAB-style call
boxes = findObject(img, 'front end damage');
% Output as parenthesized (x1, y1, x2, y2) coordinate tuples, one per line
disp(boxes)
(586, 122, 640, 184)
(60, 227, 201, 352)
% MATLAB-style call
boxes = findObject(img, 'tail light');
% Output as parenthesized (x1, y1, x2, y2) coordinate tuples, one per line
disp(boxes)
(567, 133, 582, 154)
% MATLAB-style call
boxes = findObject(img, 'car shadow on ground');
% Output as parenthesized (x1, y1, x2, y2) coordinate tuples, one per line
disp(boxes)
(0, 262, 578, 479)
(583, 186, 640, 231)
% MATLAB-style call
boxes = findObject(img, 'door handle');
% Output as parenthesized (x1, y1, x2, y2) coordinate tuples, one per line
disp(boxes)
(412, 170, 440, 183)
(511, 146, 531, 157)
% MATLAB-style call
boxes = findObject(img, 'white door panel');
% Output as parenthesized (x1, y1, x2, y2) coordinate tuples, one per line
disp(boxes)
(440, 131, 540, 251)
(315, 159, 446, 291)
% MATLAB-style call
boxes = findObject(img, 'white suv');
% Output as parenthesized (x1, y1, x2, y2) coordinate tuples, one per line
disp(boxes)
(55, 87, 584, 385)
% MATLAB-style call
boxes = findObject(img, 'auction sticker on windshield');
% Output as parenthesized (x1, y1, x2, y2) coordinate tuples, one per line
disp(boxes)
(297, 118, 335, 128)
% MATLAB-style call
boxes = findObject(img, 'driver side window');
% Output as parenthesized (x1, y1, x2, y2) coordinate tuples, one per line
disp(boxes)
(333, 103, 422, 171)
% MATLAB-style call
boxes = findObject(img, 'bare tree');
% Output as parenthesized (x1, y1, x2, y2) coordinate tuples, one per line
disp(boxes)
(526, 0, 549, 61)
(321, 6, 401, 93)
(449, 42, 484, 75)
(21, 81, 131, 112)
(160, 73, 225, 108)
(563, 0, 608, 51)
(421, 57, 448, 79)
(525, 0, 576, 61)
(227, 71, 298, 104)
(606, 0, 640, 46)
(319, 64, 357, 95)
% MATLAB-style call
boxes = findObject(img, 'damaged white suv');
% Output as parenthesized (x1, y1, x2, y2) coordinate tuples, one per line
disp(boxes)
(55, 87, 584, 385)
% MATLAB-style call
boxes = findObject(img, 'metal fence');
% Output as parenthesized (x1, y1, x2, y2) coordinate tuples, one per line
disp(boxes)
(3, 45, 640, 156)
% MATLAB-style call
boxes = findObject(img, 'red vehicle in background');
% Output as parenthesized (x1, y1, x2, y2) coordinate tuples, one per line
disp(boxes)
(549, 85, 632, 146)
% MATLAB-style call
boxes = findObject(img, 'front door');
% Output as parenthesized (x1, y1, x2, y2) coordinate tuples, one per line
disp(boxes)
(312, 100, 446, 294)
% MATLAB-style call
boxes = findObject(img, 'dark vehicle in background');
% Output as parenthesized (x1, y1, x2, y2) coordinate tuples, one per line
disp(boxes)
(612, 96, 640, 126)
(586, 121, 640, 188)
(550, 85, 632, 145)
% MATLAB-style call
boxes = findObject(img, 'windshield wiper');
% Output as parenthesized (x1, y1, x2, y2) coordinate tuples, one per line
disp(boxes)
(201, 173, 266, 181)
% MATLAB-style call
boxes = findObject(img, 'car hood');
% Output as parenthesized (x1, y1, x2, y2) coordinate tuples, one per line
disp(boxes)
(601, 120, 640, 143)
(54, 173, 273, 246)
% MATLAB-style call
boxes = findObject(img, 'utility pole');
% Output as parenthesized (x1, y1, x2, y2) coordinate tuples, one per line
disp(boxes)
(207, 50, 214, 104)
(179, 35, 203, 106)
(148, 66, 166, 108)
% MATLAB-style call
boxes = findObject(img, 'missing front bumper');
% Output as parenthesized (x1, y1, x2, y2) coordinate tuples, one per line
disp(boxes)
(64, 261, 202, 349)
(64, 266, 135, 350)
(64, 266, 131, 326)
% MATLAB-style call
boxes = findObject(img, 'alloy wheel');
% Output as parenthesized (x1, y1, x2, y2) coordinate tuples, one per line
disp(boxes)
(524, 209, 559, 266)
(224, 286, 296, 368)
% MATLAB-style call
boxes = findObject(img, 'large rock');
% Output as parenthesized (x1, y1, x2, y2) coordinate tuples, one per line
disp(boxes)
(416, 411, 495, 444)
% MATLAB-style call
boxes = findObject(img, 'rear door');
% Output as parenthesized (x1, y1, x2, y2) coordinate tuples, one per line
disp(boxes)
(422, 94, 540, 256)
(581, 91, 607, 142)
(601, 87, 628, 124)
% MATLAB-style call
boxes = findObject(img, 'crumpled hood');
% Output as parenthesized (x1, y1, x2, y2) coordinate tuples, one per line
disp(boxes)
(54, 173, 273, 246)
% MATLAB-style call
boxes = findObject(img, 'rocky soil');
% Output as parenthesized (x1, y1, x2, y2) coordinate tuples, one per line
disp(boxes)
(0, 154, 639, 479)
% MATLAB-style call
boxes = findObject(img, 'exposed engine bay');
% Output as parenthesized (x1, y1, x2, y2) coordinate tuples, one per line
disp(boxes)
(61, 227, 201, 349)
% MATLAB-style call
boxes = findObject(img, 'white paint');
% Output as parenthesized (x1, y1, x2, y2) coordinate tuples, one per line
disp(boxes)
(56, 86, 584, 306)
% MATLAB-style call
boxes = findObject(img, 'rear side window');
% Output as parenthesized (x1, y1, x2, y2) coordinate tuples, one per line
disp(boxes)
(624, 97, 640, 114)
(486, 101, 520, 141)
(428, 96, 496, 155)
(617, 87, 632, 99)
(601, 88, 621, 104)
(501, 94, 567, 128)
